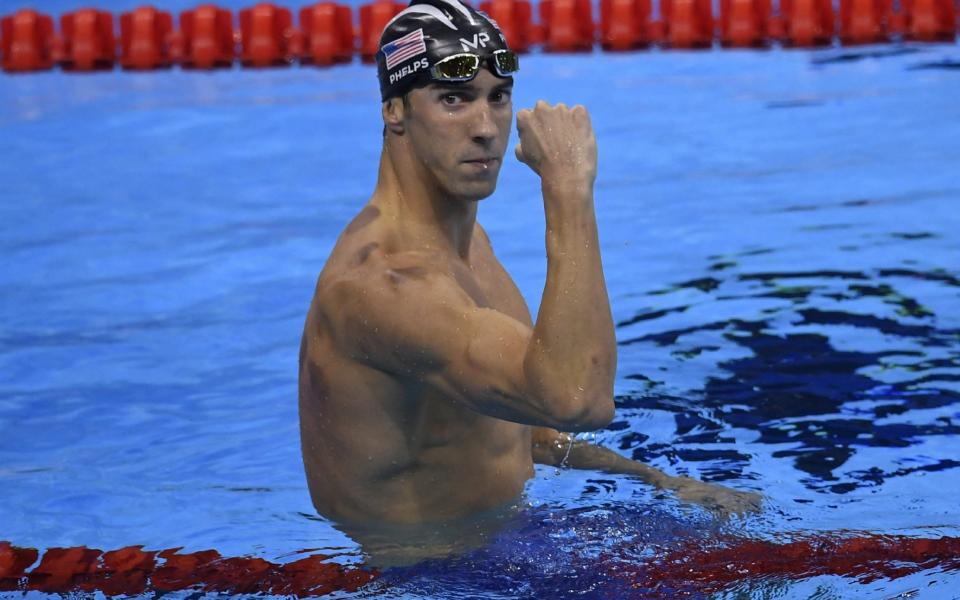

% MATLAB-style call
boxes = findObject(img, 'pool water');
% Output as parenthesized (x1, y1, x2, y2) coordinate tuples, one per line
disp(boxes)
(2, 40, 960, 598)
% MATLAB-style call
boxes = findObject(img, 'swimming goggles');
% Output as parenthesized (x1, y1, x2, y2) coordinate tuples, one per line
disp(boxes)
(430, 49, 519, 82)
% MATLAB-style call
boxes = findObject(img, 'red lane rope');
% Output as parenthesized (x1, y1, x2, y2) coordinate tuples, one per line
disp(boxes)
(0, 542, 378, 596)
(3, 533, 959, 596)
(2, 0, 958, 73)
(605, 533, 960, 594)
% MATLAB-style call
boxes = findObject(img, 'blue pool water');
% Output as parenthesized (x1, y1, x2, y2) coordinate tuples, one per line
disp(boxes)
(2, 38, 960, 597)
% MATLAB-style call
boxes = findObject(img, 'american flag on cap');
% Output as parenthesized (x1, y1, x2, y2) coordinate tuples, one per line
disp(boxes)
(382, 28, 427, 70)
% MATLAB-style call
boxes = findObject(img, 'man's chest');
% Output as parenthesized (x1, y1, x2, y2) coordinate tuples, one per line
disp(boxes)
(451, 252, 532, 327)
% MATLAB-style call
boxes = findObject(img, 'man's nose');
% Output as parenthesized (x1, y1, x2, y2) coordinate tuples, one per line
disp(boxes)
(470, 102, 498, 145)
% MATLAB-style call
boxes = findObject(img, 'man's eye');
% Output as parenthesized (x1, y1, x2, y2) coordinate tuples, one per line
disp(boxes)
(491, 90, 511, 104)
(442, 94, 464, 105)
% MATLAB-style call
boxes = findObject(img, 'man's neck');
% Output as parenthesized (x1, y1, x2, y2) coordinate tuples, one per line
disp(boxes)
(373, 144, 478, 260)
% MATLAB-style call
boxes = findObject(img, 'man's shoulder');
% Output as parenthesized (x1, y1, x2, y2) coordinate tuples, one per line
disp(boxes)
(475, 221, 492, 242)
(317, 244, 451, 308)
(309, 245, 475, 368)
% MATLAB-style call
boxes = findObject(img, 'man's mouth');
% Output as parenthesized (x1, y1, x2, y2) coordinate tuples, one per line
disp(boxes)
(463, 157, 498, 169)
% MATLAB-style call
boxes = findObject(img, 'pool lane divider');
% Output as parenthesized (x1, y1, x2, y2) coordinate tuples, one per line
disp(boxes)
(605, 533, 960, 594)
(0, 542, 378, 596)
(2, 533, 960, 596)
(2, 0, 958, 73)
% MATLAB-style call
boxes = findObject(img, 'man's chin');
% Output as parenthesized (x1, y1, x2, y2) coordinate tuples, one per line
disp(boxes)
(467, 185, 498, 202)
(453, 179, 499, 203)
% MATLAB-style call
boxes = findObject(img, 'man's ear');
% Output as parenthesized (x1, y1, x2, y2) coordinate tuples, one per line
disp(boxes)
(382, 96, 406, 135)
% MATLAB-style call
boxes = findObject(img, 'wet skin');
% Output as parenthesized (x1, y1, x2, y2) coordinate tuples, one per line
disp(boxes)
(300, 71, 554, 525)
(299, 209, 539, 524)
(299, 70, 761, 535)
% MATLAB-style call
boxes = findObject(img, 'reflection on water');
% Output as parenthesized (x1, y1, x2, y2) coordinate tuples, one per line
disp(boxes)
(380, 506, 960, 599)
(380, 505, 719, 599)
(616, 259, 960, 495)
(332, 501, 526, 569)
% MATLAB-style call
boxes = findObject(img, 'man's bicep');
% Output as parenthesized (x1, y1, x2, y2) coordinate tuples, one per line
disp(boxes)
(327, 263, 605, 428)
(434, 306, 533, 407)
(326, 266, 529, 384)
(424, 307, 603, 429)
(328, 266, 570, 421)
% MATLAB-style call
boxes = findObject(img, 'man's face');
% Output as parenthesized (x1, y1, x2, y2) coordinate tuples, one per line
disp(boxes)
(402, 69, 513, 202)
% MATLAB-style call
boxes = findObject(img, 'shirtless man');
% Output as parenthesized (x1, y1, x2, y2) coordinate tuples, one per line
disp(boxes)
(299, 0, 759, 555)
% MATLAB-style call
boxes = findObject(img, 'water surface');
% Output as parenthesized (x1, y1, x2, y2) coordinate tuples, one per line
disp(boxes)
(2, 42, 959, 598)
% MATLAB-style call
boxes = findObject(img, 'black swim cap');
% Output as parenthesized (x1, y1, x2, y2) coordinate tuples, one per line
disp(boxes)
(377, 0, 512, 102)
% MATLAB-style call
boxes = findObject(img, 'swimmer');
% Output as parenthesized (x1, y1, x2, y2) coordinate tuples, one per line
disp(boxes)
(298, 0, 760, 551)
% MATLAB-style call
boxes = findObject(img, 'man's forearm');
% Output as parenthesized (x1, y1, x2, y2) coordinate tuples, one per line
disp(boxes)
(531, 428, 764, 515)
(532, 430, 667, 488)
(523, 180, 617, 424)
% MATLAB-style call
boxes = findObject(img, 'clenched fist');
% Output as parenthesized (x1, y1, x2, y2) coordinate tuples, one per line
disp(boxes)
(515, 101, 598, 189)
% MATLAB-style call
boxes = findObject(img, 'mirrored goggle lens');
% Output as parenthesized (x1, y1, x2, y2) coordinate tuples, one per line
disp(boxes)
(432, 54, 482, 81)
(492, 50, 519, 76)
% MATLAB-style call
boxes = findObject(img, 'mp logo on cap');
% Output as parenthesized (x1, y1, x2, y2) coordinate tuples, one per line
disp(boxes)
(459, 32, 490, 51)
